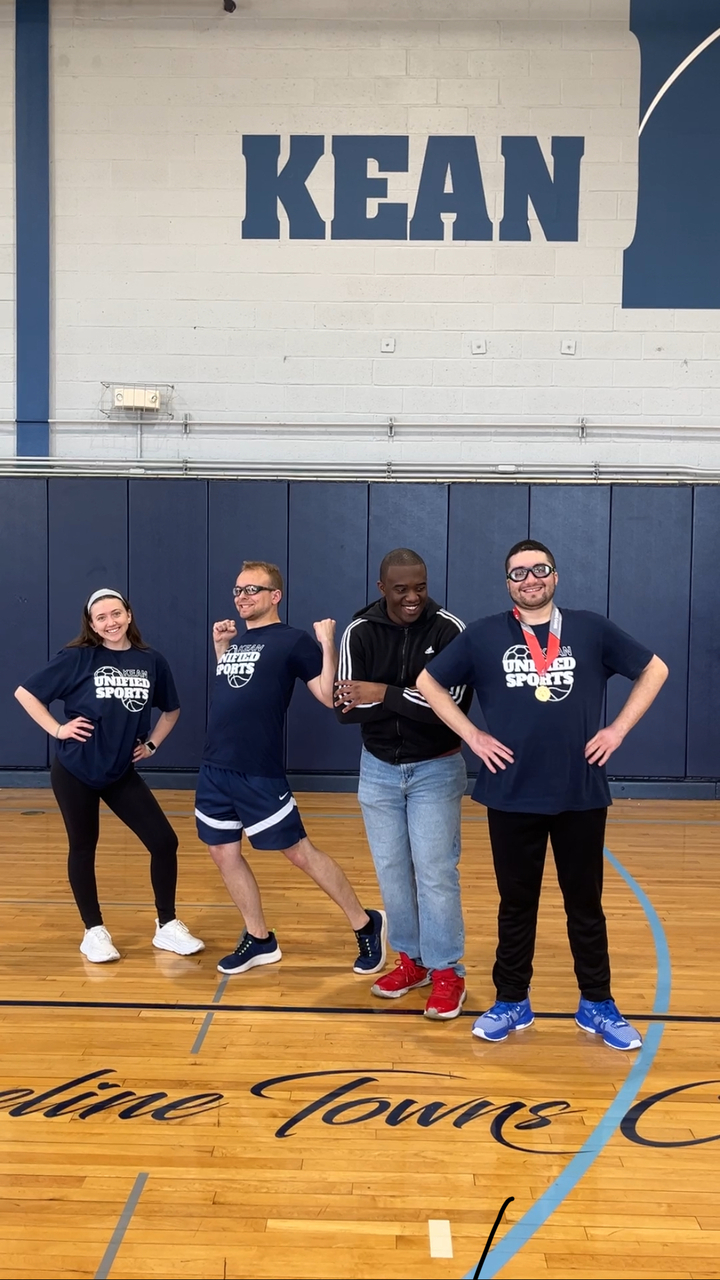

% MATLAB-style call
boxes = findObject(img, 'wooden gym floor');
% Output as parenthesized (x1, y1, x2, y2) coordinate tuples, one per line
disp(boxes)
(0, 789, 719, 1280)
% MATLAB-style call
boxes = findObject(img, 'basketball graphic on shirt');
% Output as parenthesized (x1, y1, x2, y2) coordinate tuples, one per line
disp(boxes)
(227, 667, 252, 689)
(120, 694, 146, 711)
(217, 644, 264, 689)
(502, 644, 576, 703)
(93, 666, 150, 712)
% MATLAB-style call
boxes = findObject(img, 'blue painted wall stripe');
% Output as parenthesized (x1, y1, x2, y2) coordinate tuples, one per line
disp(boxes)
(464, 845, 671, 1279)
(15, 0, 50, 457)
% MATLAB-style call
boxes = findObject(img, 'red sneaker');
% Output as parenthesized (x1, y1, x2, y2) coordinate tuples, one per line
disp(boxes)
(424, 968, 467, 1020)
(371, 952, 430, 999)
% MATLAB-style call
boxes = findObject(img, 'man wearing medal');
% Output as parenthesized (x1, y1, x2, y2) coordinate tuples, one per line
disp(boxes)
(416, 539, 669, 1052)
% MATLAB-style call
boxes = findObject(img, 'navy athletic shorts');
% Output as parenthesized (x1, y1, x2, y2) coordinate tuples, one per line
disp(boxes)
(194, 763, 306, 850)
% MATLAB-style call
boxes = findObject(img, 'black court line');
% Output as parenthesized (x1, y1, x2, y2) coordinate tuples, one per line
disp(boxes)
(0, 898, 246, 907)
(0, 997, 718, 1024)
(4, 807, 720, 826)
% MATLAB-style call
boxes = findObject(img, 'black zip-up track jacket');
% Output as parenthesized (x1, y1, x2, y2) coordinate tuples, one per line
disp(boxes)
(335, 597, 472, 764)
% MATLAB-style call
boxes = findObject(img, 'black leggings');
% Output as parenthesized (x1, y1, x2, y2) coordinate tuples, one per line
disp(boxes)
(486, 807, 611, 1004)
(51, 758, 178, 930)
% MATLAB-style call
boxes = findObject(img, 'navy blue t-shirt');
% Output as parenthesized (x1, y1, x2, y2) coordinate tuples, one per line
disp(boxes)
(426, 609, 654, 814)
(22, 645, 179, 789)
(203, 623, 323, 777)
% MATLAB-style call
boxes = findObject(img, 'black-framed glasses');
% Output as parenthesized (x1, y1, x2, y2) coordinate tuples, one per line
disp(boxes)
(506, 563, 555, 583)
(232, 585, 274, 598)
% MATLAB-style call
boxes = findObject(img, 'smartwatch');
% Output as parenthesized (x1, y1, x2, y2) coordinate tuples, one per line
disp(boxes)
(145, 740, 158, 755)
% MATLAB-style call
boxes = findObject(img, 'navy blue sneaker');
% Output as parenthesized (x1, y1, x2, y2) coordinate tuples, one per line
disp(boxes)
(575, 998, 642, 1051)
(217, 931, 282, 975)
(353, 909, 387, 975)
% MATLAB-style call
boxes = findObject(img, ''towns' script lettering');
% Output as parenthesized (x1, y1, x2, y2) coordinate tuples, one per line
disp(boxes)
(253, 1070, 720, 1152)
(251, 1069, 580, 1150)
(0, 1069, 224, 1121)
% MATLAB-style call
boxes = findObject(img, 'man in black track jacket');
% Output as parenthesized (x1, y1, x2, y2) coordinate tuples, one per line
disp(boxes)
(335, 547, 472, 1020)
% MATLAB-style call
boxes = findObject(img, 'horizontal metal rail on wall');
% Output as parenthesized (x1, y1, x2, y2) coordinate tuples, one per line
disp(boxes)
(38, 419, 720, 440)
(5, 419, 720, 439)
(2, 457, 720, 483)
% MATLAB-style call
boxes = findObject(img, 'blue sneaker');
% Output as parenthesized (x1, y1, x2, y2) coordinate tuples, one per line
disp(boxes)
(353, 909, 387, 975)
(217, 931, 282, 975)
(575, 998, 642, 1051)
(472, 998, 534, 1042)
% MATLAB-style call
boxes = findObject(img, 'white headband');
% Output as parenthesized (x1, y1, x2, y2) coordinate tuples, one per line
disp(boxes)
(86, 588, 125, 611)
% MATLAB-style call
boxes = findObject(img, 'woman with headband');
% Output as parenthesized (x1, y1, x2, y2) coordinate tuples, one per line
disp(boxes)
(14, 588, 204, 963)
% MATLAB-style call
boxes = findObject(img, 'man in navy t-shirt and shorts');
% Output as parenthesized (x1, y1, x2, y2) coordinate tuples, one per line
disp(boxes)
(196, 560, 386, 976)
(417, 539, 669, 1052)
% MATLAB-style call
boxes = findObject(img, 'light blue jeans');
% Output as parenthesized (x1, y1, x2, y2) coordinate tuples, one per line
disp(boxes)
(357, 747, 467, 976)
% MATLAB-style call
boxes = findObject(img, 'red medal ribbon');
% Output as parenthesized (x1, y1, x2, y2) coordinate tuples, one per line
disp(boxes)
(512, 605, 562, 676)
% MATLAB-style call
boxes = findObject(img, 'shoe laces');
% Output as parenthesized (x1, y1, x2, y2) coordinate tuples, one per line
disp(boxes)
(488, 1000, 521, 1019)
(235, 931, 273, 955)
(590, 999, 625, 1025)
(431, 969, 461, 995)
(355, 930, 376, 957)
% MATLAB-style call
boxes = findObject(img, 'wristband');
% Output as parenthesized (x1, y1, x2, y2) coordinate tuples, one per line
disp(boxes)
(145, 740, 158, 755)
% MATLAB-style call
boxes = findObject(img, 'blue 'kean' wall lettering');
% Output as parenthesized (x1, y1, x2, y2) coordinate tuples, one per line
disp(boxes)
(500, 137, 585, 242)
(242, 134, 326, 239)
(241, 134, 585, 242)
(409, 136, 493, 241)
(331, 136, 409, 240)
(623, 0, 720, 308)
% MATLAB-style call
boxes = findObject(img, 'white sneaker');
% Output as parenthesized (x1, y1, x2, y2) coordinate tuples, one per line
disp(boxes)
(153, 918, 205, 956)
(80, 925, 120, 964)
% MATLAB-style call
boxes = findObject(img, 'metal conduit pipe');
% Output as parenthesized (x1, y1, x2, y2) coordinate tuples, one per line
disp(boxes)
(2, 457, 720, 483)
(36, 419, 720, 440)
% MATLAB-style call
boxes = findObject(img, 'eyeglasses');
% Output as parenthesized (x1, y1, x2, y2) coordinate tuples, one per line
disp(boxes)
(232, 585, 274, 598)
(506, 563, 555, 583)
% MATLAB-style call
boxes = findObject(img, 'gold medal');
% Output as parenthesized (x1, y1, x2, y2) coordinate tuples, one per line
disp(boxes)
(513, 606, 563, 706)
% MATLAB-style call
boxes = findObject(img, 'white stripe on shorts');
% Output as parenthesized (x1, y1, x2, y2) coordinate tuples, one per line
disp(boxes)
(245, 796, 297, 838)
(194, 807, 243, 831)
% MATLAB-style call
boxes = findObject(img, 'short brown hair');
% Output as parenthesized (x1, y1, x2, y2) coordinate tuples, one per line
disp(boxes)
(240, 561, 284, 593)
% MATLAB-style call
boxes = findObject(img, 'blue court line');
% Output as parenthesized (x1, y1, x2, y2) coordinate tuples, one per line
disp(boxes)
(94, 1171, 148, 1279)
(464, 845, 672, 1280)
(190, 975, 228, 1054)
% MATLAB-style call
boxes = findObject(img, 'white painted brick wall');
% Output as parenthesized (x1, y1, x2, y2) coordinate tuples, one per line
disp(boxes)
(45, 0, 720, 469)
(0, 0, 14, 440)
